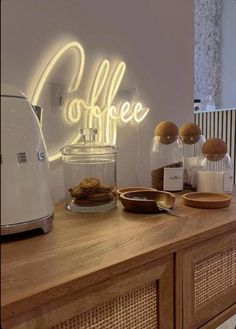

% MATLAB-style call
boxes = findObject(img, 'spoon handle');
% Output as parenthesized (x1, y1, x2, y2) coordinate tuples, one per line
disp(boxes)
(156, 202, 180, 217)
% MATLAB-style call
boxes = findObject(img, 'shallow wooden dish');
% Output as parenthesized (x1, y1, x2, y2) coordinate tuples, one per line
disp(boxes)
(117, 187, 157, 200)
(120, 190, 175, 213)
(182, 192, 232, 209)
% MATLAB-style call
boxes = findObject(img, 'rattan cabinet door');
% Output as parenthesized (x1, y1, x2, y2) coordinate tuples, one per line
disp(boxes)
(3, 255, 173, 329)
(49, 255, 173, 329)
(182, 232, 236, 329)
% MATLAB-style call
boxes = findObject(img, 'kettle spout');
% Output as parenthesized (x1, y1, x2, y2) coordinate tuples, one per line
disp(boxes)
(32, 105, 43, 124)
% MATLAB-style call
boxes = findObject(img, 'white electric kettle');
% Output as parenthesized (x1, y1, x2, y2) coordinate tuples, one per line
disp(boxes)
(1, 84, 54, 235)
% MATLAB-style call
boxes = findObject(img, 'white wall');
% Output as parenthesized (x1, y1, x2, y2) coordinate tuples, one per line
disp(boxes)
(1, 0, 194, 202)
(221, 0, 236, 108)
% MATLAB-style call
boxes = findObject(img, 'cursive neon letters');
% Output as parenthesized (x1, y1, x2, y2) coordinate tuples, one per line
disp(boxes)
(30, 41, 150, 161)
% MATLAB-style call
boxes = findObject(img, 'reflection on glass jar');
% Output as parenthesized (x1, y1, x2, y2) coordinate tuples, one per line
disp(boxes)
(179, 123, 205, 190)
(61, 128, 118, 212)
(181, 134, 206, 189)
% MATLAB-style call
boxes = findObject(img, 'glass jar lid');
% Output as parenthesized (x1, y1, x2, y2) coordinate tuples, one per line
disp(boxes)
(61, 144, 118, 156)
(61, 128, 118, 156)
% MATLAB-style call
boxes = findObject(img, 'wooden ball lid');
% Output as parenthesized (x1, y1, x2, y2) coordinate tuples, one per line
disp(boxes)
(155, 121, 178, 136)
(154, 121, 178, 145)
(179, 123, 201, 144)
(202, 138, 227, 161)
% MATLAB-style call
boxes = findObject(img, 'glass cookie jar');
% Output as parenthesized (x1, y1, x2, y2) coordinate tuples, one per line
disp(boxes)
(61, 128, 118, 212)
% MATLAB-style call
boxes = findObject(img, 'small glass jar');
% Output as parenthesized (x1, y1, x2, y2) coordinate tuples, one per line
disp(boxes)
(151, 135, 184, 192)
(181, 134, 205, 189)
(196, 153, 233, 194)
(61, 128, 118, 212)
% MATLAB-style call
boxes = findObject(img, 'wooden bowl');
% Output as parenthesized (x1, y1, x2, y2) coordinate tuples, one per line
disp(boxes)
(182, 192, 232, 209)
(120, 190, 176, 213)
(117, 187, 157, 200)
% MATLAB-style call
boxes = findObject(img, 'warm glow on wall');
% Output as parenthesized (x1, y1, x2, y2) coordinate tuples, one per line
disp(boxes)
(30, 40, 150, 161)
(31, 41, 85, 105)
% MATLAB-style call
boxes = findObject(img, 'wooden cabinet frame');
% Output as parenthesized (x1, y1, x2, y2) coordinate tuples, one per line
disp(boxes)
(182, 232, 236, 329)
(3, 255, 173, 329)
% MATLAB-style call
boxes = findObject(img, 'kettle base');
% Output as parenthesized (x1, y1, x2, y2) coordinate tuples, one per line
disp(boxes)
(1, 213, 54, 235)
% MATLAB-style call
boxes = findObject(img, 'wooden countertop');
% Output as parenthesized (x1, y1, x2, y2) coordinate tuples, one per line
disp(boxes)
(1, 190, 236, 321)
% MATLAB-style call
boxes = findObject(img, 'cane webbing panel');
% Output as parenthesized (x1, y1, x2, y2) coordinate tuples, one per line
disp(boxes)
(194, 246, 236, 309)
(51, 281, 159, 329)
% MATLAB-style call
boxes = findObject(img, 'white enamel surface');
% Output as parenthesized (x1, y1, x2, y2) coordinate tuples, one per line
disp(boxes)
(1, 85, 53, 225)
(1, 84, 26, 98)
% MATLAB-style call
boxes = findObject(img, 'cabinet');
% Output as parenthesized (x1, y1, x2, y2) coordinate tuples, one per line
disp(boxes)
(182, 232, 236, 329)
(1, 193, 236, 329)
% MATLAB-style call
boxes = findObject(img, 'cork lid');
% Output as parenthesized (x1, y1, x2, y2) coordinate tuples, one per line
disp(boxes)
(202, 138, 227, 161)
(155, 121, 178, 136)
(154, 121, 178, 144)
(179, 123, 202, 144)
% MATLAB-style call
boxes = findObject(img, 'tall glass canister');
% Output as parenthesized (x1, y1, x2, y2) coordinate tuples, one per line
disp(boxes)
(61, 128, 118, 212)
(179, 123, 205, 189)
(196, 138, 233, 194)
(151, 121, 184, 192)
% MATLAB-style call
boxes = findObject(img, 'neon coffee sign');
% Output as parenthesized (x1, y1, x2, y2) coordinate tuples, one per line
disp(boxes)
(30, 41, 150, 161)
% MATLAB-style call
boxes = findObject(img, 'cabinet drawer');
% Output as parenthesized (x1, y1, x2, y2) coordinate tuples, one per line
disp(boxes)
(182, 232, 236, 329)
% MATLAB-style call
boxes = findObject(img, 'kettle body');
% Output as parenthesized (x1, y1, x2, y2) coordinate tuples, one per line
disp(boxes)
(1, 84, 54, 235)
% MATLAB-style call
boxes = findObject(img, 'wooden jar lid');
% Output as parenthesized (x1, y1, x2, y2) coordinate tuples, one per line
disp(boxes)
(202, 138, 227, 161)
(179, 123, 201, 144)
(154, 121, 178, 144)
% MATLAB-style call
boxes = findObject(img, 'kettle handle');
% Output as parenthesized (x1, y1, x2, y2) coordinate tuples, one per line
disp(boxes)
(32, 105, 43, 124)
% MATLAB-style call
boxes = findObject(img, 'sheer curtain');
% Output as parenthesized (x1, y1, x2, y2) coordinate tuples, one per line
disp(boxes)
(194, 0, 223, 108)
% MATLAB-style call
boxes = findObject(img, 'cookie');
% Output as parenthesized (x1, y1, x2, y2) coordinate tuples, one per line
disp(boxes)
(79, 177, 100, 191)
(87, 192, 110, 202)
(68, 186, 87, 198)
(97, 184, 113, 193)
(74, 198, 94, 206)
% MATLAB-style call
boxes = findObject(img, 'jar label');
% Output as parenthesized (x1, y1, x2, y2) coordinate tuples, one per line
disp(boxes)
(224, 170, 233, 193)
(164, 167, 184, 191)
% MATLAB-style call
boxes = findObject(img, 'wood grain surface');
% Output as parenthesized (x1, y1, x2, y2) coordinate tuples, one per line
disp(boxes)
(1, 189, 236, 322)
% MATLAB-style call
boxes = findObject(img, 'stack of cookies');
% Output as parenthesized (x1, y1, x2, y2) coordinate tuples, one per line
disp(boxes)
(68, 177, 115, 206)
